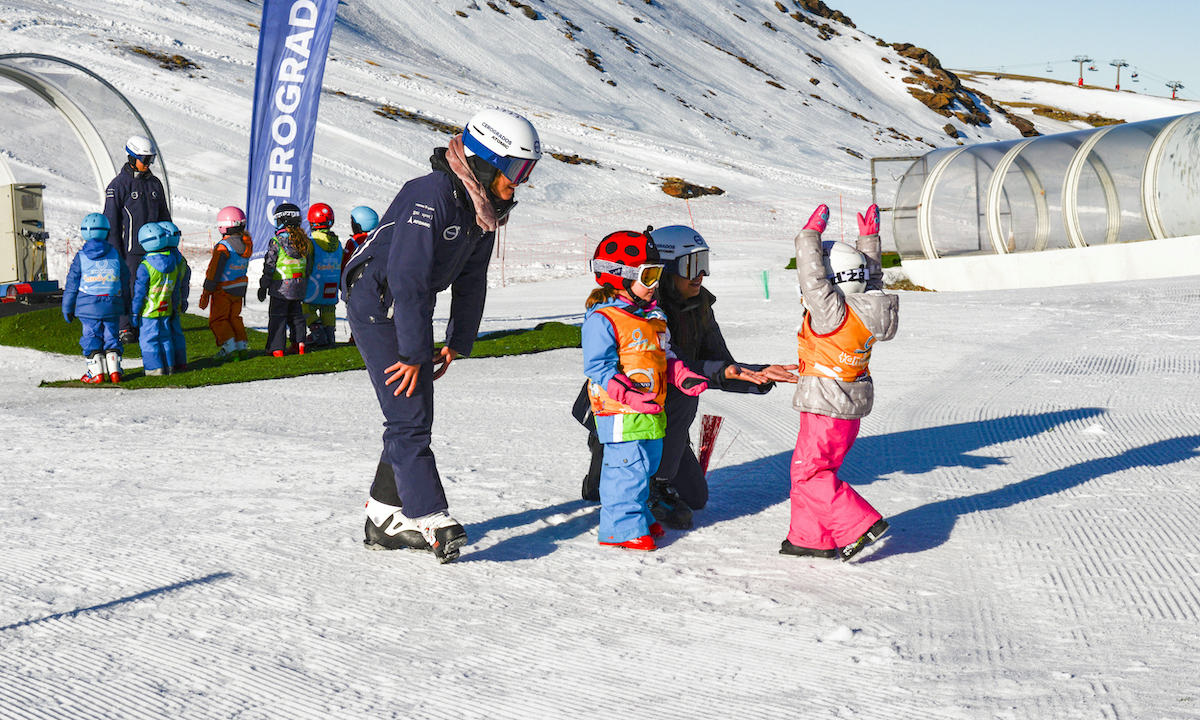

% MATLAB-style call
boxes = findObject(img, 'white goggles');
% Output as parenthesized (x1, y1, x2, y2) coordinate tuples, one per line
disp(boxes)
(591, 259, 666, 288)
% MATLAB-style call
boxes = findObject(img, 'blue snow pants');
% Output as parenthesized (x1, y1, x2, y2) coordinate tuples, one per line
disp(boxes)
(138, 316, 175, 373)
(598, 438, 662, 544)
(350, 318, 447, 519)
(169, 314, 187, 368)
(80, 317, 121, 356)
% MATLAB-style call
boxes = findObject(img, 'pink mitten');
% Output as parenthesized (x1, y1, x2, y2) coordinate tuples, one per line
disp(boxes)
(607, 374, 662, 414)
(857, 204, 880, 235)
(803, 204, 829, 234)
(667, 359, 708, 396)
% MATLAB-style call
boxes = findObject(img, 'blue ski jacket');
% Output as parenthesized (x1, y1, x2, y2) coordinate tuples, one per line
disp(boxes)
(102, 163, 171, 261)
(62, 238, 132, 321)
(132, 249, 189, 324)
(341, 166, 495, 362)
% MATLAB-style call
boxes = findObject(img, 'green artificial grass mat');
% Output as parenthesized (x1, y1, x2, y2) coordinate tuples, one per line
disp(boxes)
(0, 307, 580, 389)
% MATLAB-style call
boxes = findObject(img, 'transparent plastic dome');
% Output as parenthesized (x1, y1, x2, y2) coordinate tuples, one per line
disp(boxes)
(0, 53, 170, 208)
(893, 112, 1200, 259)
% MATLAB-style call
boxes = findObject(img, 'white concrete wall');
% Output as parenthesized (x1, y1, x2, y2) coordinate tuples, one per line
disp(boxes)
(900, 235, 1200, 291)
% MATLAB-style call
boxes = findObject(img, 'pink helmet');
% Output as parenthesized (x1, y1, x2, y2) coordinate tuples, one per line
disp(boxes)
(217, 205, 246, 234)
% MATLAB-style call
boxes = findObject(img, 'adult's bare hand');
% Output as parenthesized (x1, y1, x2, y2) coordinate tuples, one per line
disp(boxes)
(432, 346, 459, 380)
(384, 360, 420, 397)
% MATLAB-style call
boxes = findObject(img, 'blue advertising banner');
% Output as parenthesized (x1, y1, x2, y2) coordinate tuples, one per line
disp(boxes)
(246, 0, 338, 256)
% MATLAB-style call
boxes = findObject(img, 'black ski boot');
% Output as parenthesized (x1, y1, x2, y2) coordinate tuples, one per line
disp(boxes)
(779, 540, 837, 559)
(648, 477, 693, 530)
(415, 511, 469, 564)
(840, 519, 889, 562)
(364, 501, 431, 551)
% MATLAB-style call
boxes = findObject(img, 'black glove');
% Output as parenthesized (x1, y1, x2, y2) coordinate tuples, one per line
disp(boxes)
(257, 286, 267, 302)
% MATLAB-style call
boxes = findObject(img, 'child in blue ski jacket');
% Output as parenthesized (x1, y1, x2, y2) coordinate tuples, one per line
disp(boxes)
(62, 213, 131, 383)
(131, 222, 189, 376)
(160, 221, 191, 371)
(582, 230, 708, 551)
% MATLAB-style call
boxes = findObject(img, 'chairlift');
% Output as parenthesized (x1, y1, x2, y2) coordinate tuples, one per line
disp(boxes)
(1088, 64, 1098, 71)
(1045, 62, 1054, 73)
(1131, 69, 1140, 81)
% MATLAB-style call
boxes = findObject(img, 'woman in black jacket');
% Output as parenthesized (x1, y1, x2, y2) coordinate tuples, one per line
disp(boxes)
(573, 225, 797, 528)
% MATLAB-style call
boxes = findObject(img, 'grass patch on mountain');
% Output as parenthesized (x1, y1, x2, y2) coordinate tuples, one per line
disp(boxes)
(0, 307, 581, 390)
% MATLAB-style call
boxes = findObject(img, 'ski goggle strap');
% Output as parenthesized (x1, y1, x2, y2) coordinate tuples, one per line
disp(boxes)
(673, 249, 710, 279)
(591, 259, 666, 289)
(829, 267, 869, 285)
(462, 128, 537, 185)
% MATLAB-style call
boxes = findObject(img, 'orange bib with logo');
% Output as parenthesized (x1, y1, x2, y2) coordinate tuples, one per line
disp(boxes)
(589, 305, 668, 416)
(797, 308, 875, 382)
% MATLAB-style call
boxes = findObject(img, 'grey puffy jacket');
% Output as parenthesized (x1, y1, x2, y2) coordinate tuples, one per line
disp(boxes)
(791, 229, 899, 420)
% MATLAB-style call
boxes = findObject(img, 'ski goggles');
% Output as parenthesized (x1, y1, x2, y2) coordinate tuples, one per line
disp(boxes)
(130, 153, 156, 166)
(671, 249, 710, 280)
(591, 259, 666, 289)
(462, 128, 537, 185)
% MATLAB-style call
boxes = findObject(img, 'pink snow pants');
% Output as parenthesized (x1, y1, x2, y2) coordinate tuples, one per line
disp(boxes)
(788, 412, 882, 550)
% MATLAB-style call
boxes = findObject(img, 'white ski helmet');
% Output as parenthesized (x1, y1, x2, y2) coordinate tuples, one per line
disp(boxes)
(462, 108, 542, 184)
(649, 225, 710, 279)
(125, 135, 156, 163)
(822, 240, 868, 294)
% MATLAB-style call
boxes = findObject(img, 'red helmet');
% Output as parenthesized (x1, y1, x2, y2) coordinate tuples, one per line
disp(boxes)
(590, 230, 662, 290)
(308, 202, 333, 229)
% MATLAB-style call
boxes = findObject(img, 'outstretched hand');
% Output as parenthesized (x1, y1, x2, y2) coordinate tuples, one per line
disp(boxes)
(432, 346, 459, 380)
(725, 363, 799, 385)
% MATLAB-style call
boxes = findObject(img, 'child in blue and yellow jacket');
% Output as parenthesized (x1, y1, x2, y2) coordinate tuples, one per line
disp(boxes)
(62, 213, 131, 383)
(131, 222, 189, 376)
(582, 230, 708, 551)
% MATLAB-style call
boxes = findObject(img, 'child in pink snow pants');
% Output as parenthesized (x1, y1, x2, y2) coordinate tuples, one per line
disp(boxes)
(785, 203, 898, 562)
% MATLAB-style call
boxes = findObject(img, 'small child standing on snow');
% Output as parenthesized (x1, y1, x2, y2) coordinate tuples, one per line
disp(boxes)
(582, 230, 708, 551)
(199, 206, 253, 360)
(131, 222, 188, 376)
(302, 202, 342, 347)
(784, 204, 898, 562)
(257, 202, 313, 357)
(159, 221, 191, 373)
(62, 213, 131, 383)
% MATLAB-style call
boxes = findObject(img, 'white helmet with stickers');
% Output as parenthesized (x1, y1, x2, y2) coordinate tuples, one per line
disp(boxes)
(462, 108, 542, 184)
(822, 240, 868, 294)
(125, 135, 156, 164)
(649, 225, 710, 279)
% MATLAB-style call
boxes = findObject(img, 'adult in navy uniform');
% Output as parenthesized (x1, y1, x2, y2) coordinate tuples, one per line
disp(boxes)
(103, 135, 171, 343)
(343, 108, 541, 563)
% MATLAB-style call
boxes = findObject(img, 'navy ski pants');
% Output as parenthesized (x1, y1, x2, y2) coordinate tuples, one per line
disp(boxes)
(351, 318, 447, 519)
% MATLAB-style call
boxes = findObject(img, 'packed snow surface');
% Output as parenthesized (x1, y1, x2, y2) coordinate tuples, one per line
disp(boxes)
(3, 268, 1200, 718)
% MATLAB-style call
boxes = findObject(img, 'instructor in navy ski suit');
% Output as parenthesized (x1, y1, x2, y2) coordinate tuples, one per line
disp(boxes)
(103, 134, 171, 342)
(345, 108, 542, 563)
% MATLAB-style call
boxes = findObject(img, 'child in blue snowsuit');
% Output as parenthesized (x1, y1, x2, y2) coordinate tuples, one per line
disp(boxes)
(131, 222, 189, 375)
(62, 213, 131, 383)
(159, 221, 191, 371)
(582, 230, 708, 551)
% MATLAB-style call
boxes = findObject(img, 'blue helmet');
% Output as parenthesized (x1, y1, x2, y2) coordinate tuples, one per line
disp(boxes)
(137, 222, 171, 252)
(80, 213, 110, 242)
(158, 221, 182, 248)
(350, 206, 379, 235)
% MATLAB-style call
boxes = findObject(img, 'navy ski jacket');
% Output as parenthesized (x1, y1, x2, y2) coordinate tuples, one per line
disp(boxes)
(102, 163, 171, 260)
(341, 167, 494, 363)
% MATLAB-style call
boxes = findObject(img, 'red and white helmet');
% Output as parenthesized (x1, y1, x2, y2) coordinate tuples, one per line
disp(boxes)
(308, 202, 333, 230)
(590, 230, 663, 291)
(216, 206, 246, 234)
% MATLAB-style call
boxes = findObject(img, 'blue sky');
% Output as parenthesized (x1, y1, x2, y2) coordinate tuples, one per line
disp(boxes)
(837, 1, 1197, 100)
